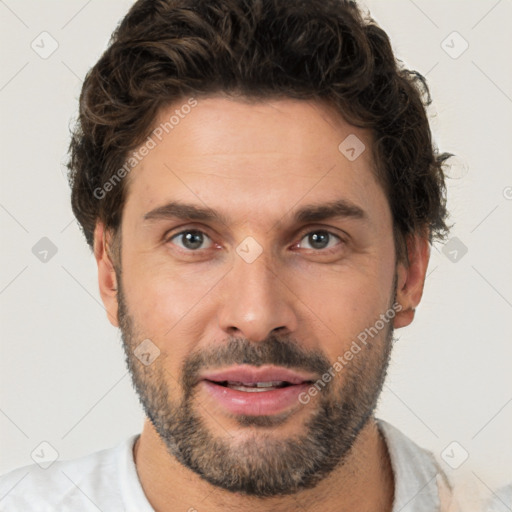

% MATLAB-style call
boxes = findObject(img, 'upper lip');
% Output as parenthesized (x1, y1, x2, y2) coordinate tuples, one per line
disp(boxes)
(200, 365, 316, 385)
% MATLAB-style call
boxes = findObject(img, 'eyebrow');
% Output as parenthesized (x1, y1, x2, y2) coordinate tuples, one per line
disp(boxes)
(294, 199, 367, 223)
(142, 199, 368, 226)
(143, 202, 230, 225)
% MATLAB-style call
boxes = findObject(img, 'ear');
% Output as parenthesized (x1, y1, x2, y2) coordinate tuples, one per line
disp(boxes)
(93, 222, 119, 327)
(393, 233, 431, 329)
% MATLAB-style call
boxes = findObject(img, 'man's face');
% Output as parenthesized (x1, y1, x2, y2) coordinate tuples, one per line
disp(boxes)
(111, 97, 399, 496)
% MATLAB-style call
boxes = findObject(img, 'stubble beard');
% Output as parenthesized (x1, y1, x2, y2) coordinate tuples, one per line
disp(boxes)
(116, 275, 396, 497)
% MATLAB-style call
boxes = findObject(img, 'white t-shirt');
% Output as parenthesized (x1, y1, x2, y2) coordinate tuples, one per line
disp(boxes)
(0, 419, 460, 511)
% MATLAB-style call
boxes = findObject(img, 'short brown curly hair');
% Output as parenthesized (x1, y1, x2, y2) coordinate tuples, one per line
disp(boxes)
(67, 0, 450, 264)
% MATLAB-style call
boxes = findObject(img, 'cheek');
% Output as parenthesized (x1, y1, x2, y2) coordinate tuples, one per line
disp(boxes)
(289, 261, 394, 357)
(120, 260, 220, 352)
(123, 250, 201, 312)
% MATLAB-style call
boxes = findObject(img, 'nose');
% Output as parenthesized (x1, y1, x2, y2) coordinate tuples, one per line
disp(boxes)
(216, 249, 298, 342)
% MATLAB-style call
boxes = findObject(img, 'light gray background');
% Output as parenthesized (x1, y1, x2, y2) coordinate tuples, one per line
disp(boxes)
(1, 0, 511, 504)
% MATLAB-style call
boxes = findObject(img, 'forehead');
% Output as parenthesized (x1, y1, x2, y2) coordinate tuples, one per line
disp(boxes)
(122, 96, 388, 230)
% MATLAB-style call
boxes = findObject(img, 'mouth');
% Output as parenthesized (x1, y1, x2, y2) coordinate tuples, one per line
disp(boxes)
(199, 365, 316, 416)
(208, 380, 297, 392)
(201, 365, 315, 389)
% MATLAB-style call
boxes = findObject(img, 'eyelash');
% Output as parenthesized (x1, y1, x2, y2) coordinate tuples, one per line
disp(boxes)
(165, 227, 346, 255)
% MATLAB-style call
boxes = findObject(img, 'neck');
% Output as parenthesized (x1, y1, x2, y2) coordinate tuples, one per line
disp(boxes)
(133, 417, 395, 512)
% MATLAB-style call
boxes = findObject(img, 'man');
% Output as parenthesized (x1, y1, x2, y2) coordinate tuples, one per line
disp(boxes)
(0, 0, 461, 510)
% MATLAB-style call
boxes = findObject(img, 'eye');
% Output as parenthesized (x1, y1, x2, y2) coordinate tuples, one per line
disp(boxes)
(297, 230, 342, 251)
(169, 230, 213, 251)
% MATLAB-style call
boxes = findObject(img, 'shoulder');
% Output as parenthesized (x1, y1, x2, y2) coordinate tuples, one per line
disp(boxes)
(0, 435, 139, 512)
(377, 419, 455, 512)
(378, 419, 512, 512)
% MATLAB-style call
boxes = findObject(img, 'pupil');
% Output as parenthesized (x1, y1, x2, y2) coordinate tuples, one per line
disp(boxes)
(309, 231, 329, 249)
(183, 231, 203, 250)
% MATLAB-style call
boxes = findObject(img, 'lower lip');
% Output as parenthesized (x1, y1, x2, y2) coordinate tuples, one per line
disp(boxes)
(201, 380, 311, 416)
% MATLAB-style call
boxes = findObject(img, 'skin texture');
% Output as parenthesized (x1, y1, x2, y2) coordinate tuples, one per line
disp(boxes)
(94, 97, 430, 512)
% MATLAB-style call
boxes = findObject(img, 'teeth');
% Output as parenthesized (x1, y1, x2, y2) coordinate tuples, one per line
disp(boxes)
(254, 381, 284, 387)
(229, 385, 277, 392)
(228, 381, 286, 387)
(225, 381, 287, 392)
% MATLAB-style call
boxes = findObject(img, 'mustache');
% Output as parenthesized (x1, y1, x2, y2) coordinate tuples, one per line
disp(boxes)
(181, 335, 332, 391)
